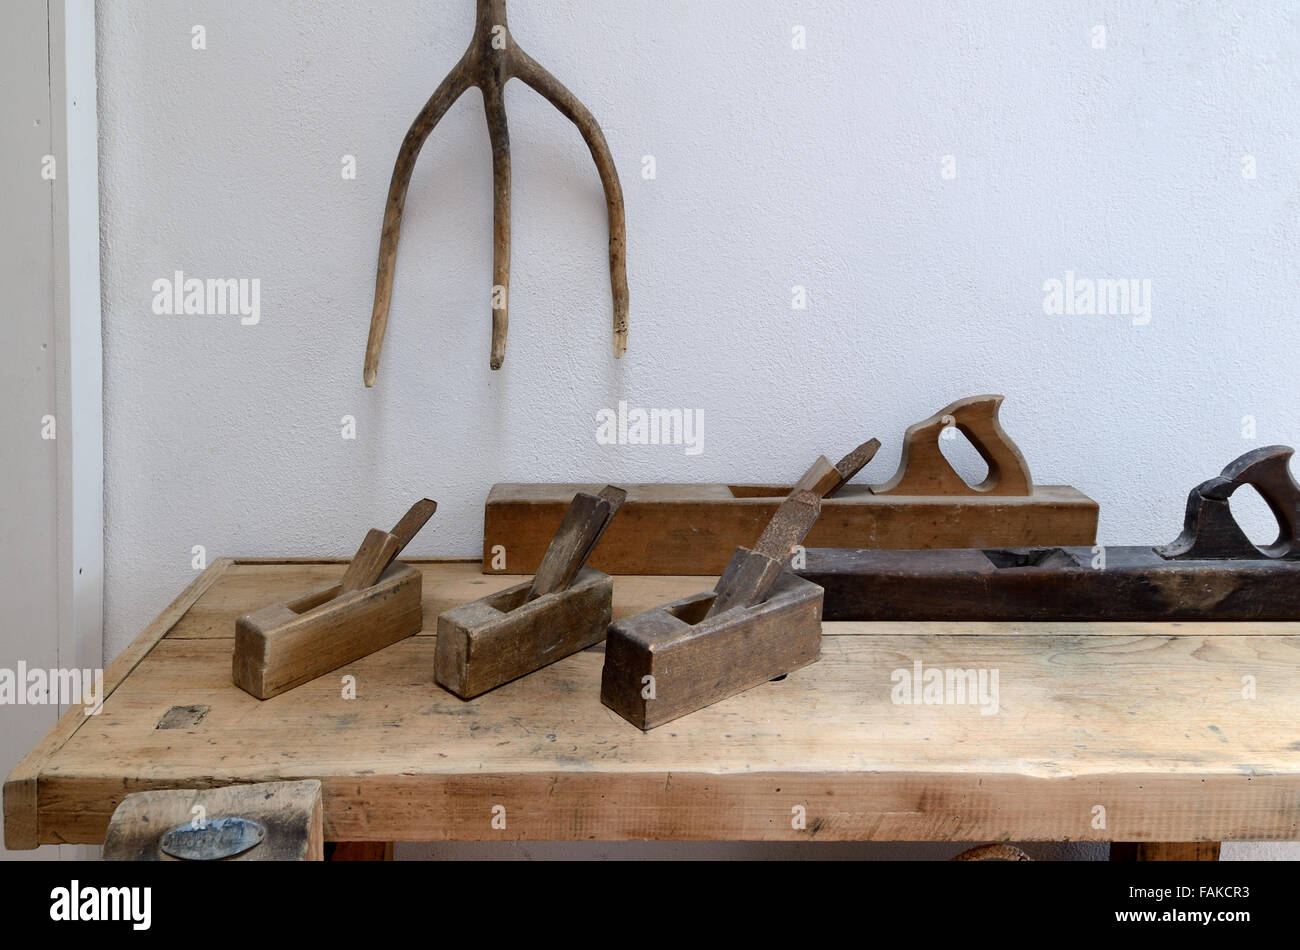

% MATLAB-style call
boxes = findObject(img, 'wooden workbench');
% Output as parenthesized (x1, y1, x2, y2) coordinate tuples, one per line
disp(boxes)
(6, 558, 1299, 852)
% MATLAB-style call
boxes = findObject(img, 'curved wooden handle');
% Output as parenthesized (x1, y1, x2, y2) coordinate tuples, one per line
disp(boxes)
(871, 395, 1033, 496)
(1158, 446, 1300, 560)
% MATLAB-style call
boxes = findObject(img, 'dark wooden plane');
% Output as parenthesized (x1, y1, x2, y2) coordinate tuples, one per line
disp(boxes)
(797, 446, 1300, 622)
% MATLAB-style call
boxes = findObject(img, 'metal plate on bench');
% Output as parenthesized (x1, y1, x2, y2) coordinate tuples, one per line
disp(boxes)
(160, 817, 265, 861)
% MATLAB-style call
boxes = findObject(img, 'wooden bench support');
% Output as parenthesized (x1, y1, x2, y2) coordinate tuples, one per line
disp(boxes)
(326, 841, 395, 861)
(1110, 842, 1222, 861)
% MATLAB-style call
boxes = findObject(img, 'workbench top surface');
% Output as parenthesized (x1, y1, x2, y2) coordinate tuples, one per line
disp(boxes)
(7, 559, 1299, 848)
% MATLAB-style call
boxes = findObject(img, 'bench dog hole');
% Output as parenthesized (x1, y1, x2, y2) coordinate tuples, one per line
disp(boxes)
(156, 704, 210, 729)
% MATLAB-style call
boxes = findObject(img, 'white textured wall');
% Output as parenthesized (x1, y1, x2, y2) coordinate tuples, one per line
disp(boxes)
(97, 2, 1300, 859)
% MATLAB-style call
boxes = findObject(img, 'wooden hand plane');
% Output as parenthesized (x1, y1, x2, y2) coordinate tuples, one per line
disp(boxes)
(233, 499, 437, 698)
(798, 446, 1300, 622)
(436, 487, 625, 699)
(483, 395, 1098, 575)
(601, 490, 825, 730)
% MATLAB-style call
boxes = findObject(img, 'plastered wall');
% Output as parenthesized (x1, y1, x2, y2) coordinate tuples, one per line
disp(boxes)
(96, 1, 1300, 860)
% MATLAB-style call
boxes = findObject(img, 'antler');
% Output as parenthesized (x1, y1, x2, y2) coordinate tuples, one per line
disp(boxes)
(364, 0, 628, 383)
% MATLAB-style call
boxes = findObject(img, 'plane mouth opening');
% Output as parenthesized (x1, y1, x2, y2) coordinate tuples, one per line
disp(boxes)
(982, 548, 1075, 569)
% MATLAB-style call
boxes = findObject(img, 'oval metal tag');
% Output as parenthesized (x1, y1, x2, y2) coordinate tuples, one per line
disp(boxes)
(160, 817, 266, 861)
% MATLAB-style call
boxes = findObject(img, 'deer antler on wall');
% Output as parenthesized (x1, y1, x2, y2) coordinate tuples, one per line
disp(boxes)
(364, 0, 629, 382)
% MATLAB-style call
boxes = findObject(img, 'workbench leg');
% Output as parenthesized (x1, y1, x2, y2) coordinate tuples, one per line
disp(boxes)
(325, 841, 394, 861)
(1110, 842, 1221, 861)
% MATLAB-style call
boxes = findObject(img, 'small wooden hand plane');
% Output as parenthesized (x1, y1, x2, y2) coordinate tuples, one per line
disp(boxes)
(436, 486, 626, 699)
(799, 446, 1300, 621)
(601, 490, 825, 730)
(233, 499, 437, 699)
(484, 395, 1098, 575)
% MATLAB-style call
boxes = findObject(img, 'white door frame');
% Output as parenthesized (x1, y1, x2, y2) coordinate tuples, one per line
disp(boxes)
(0, 0, 102, 860)
(50, 0, 103, 686)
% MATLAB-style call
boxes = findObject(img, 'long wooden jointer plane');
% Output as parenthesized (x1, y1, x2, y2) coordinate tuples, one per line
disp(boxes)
(797, 445, 1300, 621)
(483, 394, 1101, 575)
